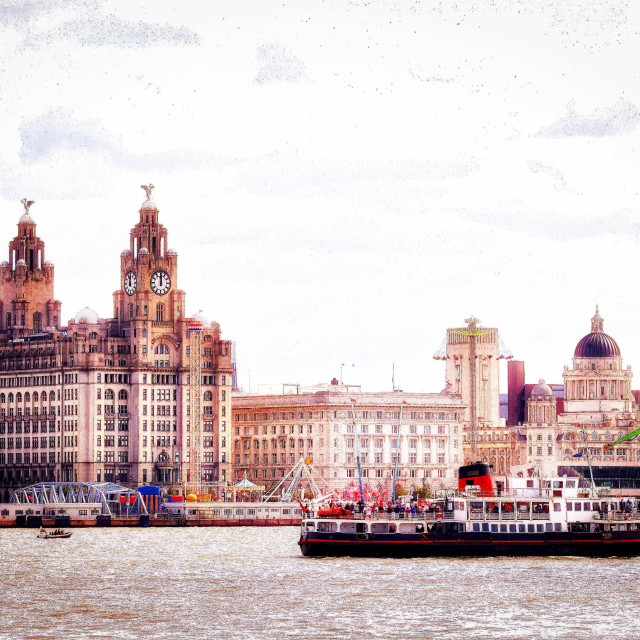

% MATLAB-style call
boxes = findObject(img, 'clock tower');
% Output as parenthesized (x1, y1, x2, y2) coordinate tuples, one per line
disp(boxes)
(114, 184, 185, 324)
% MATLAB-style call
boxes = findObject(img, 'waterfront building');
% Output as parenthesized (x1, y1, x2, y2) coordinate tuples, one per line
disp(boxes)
(439, 316, 509, 471)
(0, 190, 233, 496)
(514, 307, 640, 489)
(232, 381, 465, 497)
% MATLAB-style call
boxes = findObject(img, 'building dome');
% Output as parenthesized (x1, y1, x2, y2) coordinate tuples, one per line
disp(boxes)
(19, 212, 34, 224)
(74, 307, 99, 324)
(43, 260, 54, 267)
(191, 310, 212, 327)
(531, 379, 553, 398)
(121, 249, 132, 257)
(138, 247, 149, 255)
(16, 258, 26, 267)
(574, 306, 620, 358)
(1, 261, 9, 268)
(166, 249, 177, 256)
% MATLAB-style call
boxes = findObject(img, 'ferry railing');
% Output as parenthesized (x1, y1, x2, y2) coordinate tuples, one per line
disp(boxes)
(303, 511, 455, 521)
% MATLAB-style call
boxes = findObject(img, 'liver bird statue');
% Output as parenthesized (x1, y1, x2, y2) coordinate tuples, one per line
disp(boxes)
(141, 184, 154, 199)
(21, 199, 35, 213)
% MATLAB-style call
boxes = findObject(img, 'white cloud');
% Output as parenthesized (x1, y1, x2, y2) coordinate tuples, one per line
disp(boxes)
(537, 99, 640, 138)
(254, 44, 307, 84)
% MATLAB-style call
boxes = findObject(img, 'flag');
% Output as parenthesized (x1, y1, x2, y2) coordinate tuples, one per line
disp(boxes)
(187, 323, 203, 331)
(516, 430, 527, 441)
(350, 398, 356, 403)
(573, 451, 583, 458)
(556, 433, 563, 441)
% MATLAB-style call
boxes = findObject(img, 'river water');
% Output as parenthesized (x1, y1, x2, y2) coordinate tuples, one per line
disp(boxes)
(2, 526, 639, 640)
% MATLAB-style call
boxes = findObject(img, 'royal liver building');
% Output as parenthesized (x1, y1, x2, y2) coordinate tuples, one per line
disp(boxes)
(0, 188, 233, 498)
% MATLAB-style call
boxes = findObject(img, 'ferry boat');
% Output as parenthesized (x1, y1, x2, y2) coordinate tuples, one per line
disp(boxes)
(298, 463, 640, 557)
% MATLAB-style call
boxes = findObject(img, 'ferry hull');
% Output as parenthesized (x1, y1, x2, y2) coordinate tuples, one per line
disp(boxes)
(299, 532, 640, 558)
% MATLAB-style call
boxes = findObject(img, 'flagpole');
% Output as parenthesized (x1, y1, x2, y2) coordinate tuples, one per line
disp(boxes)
(350, 399, 364, 504)
(580, 426, 597, 497)
(392, 403, 404, 503)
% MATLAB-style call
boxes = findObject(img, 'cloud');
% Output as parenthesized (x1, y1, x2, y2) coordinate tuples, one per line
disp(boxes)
(537, 99, 640, 138)
(232, 152, 479, 196)
(49, 13, 199, 48)
(254, 44, 307, 84)
(18, 109, 222, 175)
(527, 159, 574, 192)
(0, 0, 92, 27)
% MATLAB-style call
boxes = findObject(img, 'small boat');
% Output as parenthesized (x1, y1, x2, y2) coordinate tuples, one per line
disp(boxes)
(37, 528, 72, 539)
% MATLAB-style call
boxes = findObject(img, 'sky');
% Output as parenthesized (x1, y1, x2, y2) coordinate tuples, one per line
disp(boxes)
(1, 0, 640, 394)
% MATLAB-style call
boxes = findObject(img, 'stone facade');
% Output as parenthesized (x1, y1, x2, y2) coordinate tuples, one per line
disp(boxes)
(232, 384, 465, 497)
(0, 190, 233, 495)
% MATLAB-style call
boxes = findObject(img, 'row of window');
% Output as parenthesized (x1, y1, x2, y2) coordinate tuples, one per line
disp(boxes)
(0, 452, 56, 465)
(345, 437, 449, 450)
(344, 453, 447, 465)
(0, 421, 56, 434)
(0, 436, 57, 449)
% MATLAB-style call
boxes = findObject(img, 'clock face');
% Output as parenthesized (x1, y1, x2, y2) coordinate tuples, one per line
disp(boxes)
(124, 271, 137, 296)
(150, 270, 171, 295)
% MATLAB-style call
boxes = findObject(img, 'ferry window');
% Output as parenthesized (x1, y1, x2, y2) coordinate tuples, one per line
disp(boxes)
(340, 522, 357, 533)
(481, 523, 489, 532)
(282, 509, 290, 515)
(372, 522, 392, 534)
(545, 523, 553, 532)
(554, 503, 561, 512)
(518, 524, 525, 533)
(574, 503, 582, 512)
(583, 502, 591, 511)
(567, 503, 573, 511)
(500, 524, 507, 533)
(317, 522, 337, 533)
(472, 523, 480, 532)
(526, 480, 534, 488)
(553, 481, 563, 488)
(567, 481, 576, 488)
(509, 524, 516, 533)
(527, 524, 535, 533)
(491, 524, 498, 532)
(537, 524, 544, 533)
(554, 524, 561, 532)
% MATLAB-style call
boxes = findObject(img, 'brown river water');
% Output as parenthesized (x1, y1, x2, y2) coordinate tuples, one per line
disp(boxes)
(2, 526, 639, 640)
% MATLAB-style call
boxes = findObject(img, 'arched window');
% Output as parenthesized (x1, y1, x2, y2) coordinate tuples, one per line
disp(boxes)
(0, 393, 5, 403)
(89, 332, 97, 339)
(49, 391, 55, 402)
(203, 391, 213, 401)
(105, 389, 115, 400)
(8, 393, 13, 403)
(157, 452, 168, 463)
(24, 392, 30, 403)
(118, 390, 128, 400)
(5, 312, 10, 329)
